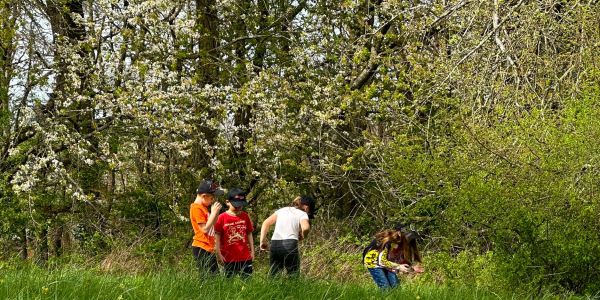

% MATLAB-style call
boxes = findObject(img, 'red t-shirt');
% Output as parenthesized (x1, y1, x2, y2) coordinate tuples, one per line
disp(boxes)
(214, 211, 254, 262)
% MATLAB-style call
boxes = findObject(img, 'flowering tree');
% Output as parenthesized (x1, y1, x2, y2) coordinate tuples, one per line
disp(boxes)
(1, 0, 600, 293)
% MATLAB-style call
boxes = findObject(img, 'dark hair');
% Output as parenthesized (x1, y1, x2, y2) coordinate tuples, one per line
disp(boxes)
(394, 223, 407, 232)
(403, 230, 422, 263)
(291, 195, 317, 219)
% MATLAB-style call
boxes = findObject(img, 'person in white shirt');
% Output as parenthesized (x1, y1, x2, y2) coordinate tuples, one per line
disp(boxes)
(259, 195, 316, 276)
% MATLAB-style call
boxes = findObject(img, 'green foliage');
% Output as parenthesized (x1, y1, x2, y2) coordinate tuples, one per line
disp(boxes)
(2, 0, 600, 296)
(422, 251, 507, 291)
(402, 80, 600, 295)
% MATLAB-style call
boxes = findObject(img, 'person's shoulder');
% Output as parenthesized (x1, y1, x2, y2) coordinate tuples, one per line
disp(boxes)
(190, 202, 204, 214)
(274, 207, 287, 214)
(191, 202, 207, 210)
(241, 211, 253, 222)
(294, 208, 309, 218)
(216, 211, 229, 220)
(364, 239, 378, 250)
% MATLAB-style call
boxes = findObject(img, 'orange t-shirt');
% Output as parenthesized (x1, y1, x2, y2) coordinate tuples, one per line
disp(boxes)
(190, 202, 215, 252)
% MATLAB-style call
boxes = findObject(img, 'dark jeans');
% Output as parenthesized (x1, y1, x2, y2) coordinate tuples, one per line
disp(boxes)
(269, 239, 300, 276)
(192, 246, 218, 275)
(223, 260, 253, 278)
(367, 268, 399, 289)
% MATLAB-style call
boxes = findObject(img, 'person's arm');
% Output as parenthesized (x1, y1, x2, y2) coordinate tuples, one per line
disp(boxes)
(260, 213, 277, 250)
(378, 247, 410, 273)
(248, 232, 255, 259)
(213, 214, 225, 264)
(214, 232, 224, 264)
(199, 202, 222, 233)
(299, 219, 310, 241)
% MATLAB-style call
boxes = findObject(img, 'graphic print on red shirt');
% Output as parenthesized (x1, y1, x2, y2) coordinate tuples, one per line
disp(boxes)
(214, 211, 254, 263)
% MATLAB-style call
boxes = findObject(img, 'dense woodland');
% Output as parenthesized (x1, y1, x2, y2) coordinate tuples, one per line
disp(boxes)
(1, 0, 599, 295)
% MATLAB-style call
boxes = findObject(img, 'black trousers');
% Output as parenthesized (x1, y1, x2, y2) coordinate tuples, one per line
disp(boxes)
(223, 260, 253, 278)
(269, 239, 300, 276)
(192, 246, 218, 275)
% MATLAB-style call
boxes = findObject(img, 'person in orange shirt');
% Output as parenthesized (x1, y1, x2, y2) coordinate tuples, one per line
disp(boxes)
(190, 179, 223, 275)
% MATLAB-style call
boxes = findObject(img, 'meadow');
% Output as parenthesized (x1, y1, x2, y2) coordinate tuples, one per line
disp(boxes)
(0, 262, 584, 300)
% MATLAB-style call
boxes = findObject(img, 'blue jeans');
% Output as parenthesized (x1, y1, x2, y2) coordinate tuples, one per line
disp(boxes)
(368, 268, 399, 289)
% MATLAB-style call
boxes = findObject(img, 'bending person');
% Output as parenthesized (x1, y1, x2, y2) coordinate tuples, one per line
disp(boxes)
(363, 229, 412, 289)
(260, 195, 316, 276)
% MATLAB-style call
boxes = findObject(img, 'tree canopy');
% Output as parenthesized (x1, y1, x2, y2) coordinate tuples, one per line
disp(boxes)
(1, 0, 599, 295)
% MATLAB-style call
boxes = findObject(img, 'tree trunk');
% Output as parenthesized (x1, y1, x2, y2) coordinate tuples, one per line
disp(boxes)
(20, 227, 28, 260)
(44, 0, 86, 114)
(195, 0, 219, 84)
(192, 0, 220, 172)
(37, 225, 49, 265)
(0, 1, 15, 162)
(53, 224, 63, 257)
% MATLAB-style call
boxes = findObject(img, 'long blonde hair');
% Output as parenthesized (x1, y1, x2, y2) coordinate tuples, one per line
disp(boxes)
(374, 230, 404, 250)
(375, 229, 423, 263)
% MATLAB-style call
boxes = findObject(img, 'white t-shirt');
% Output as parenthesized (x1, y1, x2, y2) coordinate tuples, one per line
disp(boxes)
(271, 207, 309, 241)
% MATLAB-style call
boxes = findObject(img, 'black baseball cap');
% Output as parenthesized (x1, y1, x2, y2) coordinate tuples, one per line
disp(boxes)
(227, 188, 248, 207)
(395, 223, 407, 232)
(196, 179, 224, 196)
(300, 195, 316, 219)
(403, 230, 420, 247)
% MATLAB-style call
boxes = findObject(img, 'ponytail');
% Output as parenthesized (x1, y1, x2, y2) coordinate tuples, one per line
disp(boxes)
(290, 196, 303, 208)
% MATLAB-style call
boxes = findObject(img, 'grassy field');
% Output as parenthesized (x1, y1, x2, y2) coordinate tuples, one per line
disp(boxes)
(0, 264, 584, 300)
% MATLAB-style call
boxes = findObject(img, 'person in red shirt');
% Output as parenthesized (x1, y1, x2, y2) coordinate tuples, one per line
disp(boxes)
(190, 179, 223, 275)
(214, 188, 254, 277)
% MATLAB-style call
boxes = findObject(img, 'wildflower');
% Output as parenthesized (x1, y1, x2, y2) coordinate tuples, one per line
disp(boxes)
(42, 286, 49, 295)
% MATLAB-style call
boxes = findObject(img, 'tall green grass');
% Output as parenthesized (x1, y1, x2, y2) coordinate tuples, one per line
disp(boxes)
(0, 264, 583, 300)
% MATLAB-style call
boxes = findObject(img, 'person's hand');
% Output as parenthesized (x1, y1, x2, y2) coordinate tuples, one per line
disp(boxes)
(395, 264, 412, 274)
(412, 264, 425, 273)
(260, 241, 269, 251)
(211, 202, 222, 214)
(217, 253, 225, 264)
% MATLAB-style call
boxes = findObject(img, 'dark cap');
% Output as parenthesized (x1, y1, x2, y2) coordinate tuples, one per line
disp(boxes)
(227, 188, 248, 207)
(403, 229, 419, 243)
(196, 179, 224, 196)
(300, 195, 317, 219)
(394, 223, 407, 232)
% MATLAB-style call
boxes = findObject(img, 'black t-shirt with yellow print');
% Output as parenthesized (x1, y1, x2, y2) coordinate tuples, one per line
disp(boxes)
(362, 239, 403, 269)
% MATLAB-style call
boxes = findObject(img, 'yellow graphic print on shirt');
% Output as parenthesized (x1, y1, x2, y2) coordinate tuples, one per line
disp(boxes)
(363, 249, 380, 268)
(363, 244, 402, 269)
